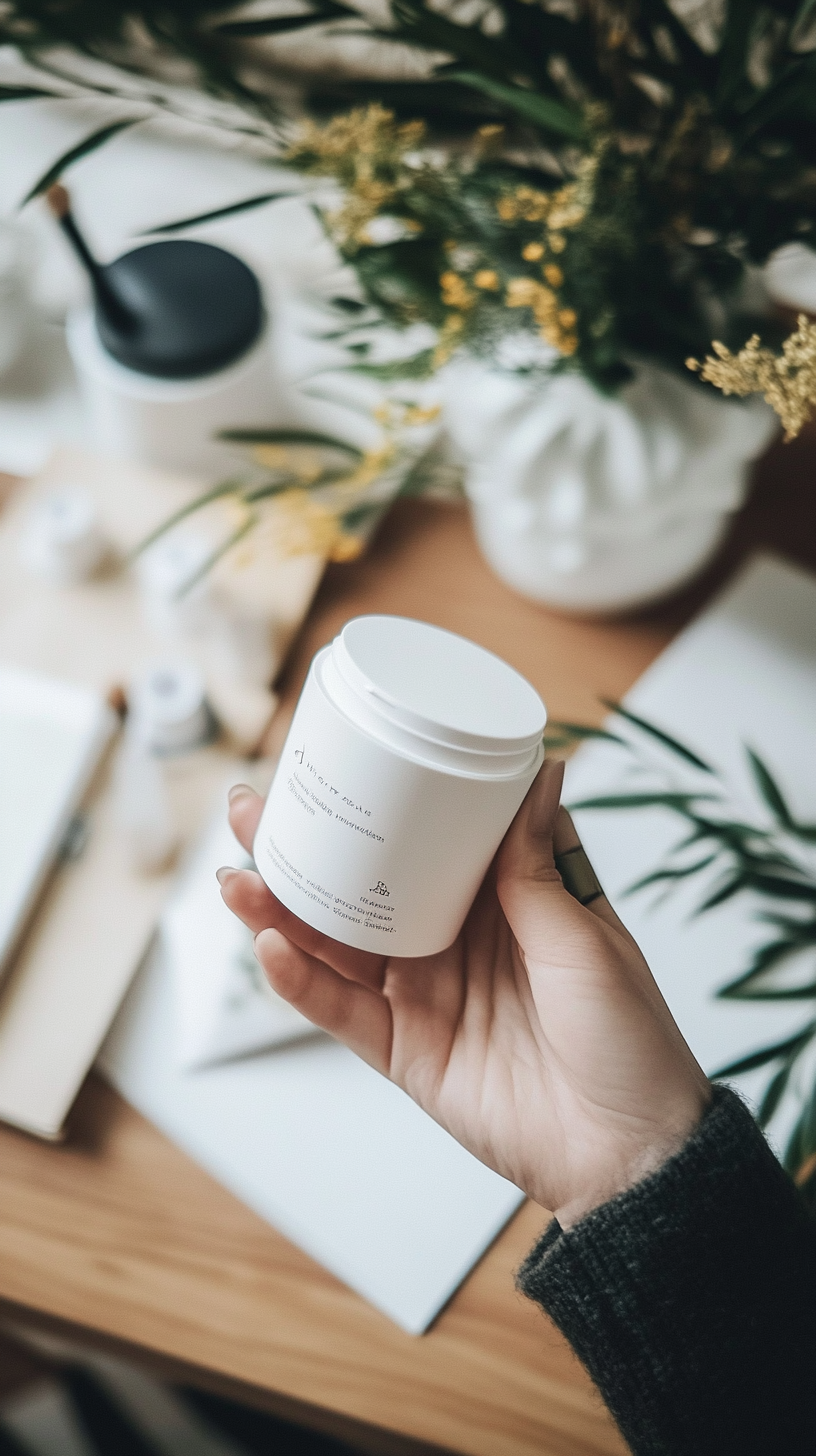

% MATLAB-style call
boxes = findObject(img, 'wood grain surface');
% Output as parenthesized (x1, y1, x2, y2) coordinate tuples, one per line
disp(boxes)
(2, 428, 815, 1456)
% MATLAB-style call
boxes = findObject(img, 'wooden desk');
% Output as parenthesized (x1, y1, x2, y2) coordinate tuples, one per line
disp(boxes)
(2, 432, 815, 1456)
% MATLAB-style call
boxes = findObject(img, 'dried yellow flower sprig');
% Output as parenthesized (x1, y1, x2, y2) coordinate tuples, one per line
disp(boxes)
(506, 279, 578, 355)
(495, 156, 596, 356)
(687, 316, 816, 442)
(286, 105, 597, 373)
(286, 104, 427, 251)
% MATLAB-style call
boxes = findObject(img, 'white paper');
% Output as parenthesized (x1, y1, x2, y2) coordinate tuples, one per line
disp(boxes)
(566, 553, 816, 1150)
(100, 930, 523, 1335)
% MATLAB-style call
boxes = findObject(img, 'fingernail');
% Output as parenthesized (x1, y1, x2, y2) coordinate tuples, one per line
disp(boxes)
(228, 783, 253, 804)
(216, 866, 237, 886)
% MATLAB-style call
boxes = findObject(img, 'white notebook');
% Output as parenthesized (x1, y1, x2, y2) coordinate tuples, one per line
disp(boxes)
(0, 665, 115, 975)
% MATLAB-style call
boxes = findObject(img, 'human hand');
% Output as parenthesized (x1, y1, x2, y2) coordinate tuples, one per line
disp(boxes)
(218, 760, 710, 1227)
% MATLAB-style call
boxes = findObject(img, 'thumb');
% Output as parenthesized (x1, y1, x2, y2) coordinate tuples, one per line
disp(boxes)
(496, 756, 565, 890)
(496, 757, 640, 959)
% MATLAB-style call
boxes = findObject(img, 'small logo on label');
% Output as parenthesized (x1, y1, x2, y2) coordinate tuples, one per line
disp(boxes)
(370, 880, 390, 897)
(294, 743, 305, 764)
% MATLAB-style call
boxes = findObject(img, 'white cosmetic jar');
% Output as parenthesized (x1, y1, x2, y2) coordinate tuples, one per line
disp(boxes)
(253, 616, 546, 957)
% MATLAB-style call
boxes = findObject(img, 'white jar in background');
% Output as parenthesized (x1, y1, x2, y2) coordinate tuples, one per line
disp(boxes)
(253, 616, 546, 957)
(66, 309, 277, 479)
(19, 487, 109, 584)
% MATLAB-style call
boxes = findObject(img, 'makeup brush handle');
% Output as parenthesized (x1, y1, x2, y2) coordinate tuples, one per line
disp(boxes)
(46, 184, 134, 331)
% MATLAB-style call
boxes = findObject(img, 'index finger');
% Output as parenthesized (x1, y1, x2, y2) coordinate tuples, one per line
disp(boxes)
(227, 783, 264, 853)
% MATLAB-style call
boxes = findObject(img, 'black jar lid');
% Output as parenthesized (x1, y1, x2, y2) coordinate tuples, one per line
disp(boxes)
(96, 239, 264, 380)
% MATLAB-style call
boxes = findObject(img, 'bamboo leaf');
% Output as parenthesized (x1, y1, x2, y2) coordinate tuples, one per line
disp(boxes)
(128, 479, 243, 560)
(787, 822, 816, 843)
(389, 0, 529, 79)
(696, 874, 749, 912)
(728, 983, 816, 1002)
(22, 118, 141, 204)
(341, 500, 385, 531)
(546, 720, 625, 745)
(718, 939, 808, 996)
(716, 0, 762, 109)
(569, 792, 715, 811)
(243, 468, 354, 501)
(176, 514, 258, 598)
(217, 428, 362, 457)
(795, 0, 816, 25)
(448, 71, 585, 140)
(345, 350, 436, 381)
(603, 702, 716, 773)
(783, 1079, 816, 1176)
(713, 1020, 816, 1079)
(0, 85, 58, 101)
(140, 192, 294, 234)
(215, 0, 357, 34)
(758, 1062, 794, 1126)
(627, 853, 718, 894)
(746, 872, 816, 902)
(746, 748, 795, 828)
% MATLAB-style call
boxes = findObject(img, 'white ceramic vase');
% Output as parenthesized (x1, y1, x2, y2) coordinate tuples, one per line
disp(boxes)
(440, 356, 777, 613)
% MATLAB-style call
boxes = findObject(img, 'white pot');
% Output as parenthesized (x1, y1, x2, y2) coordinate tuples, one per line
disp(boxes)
(66, 308, 279, 480)
(440, 356, 777, 613)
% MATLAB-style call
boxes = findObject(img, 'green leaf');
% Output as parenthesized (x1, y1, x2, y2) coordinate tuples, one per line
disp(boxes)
(0, 85, 58, 101)
(758, 1062, 794, 1126)
(128, 479, 244, 560)
(716, 0, 761, 109)
(22, 118, 141, 204)
(140, 192, 294, 235)
(215, 0, 357, 34)
(746, 748, 795, 829)
(696, 874, 750, 912)
(569, 792, 715, 811)
(713, 1019, 816, 1079)
(217, 428, 362, 457)
(745, 872, 816, 902)
(176, 514, 259, 598)
(783, 1078, 816, 1176)
(448, 72, 585, 141)
(626, 854, 718, 894)
(389, 0, 529, 79)
(243, 467, 354, 501)
(603, 702, 715, 773)
(341, 500, 385, 532)
(728, 983, 816, 1002)
(718, 938, 809, 996)
(345, 350, 436, 381)
(794, 0, 816, 31)
(545, 720, 625, 746)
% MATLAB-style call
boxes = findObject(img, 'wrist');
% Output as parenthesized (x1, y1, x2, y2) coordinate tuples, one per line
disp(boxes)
(553, 1083, 712, 1230)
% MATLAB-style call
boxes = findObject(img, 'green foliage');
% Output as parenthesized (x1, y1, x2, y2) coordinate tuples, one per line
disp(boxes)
(128, 414, 442, 587)
(562, 703, 816, 1200)
(22, 116, 142, 202)
(4, 2, 816, 390)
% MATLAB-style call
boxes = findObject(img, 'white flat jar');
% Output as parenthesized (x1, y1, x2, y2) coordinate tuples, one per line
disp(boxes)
(253, 616, 546, 957)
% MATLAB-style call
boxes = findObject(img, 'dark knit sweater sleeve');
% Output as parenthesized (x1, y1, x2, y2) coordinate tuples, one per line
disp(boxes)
(517, 1087, 816, 1456)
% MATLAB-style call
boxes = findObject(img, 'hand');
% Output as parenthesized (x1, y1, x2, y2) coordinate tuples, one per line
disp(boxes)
(218, 760, 710, 1227)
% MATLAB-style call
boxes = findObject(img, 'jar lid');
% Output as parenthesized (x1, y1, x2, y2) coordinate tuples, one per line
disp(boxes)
(96, 240, 263, 379)
(332, 616, 546, 757)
